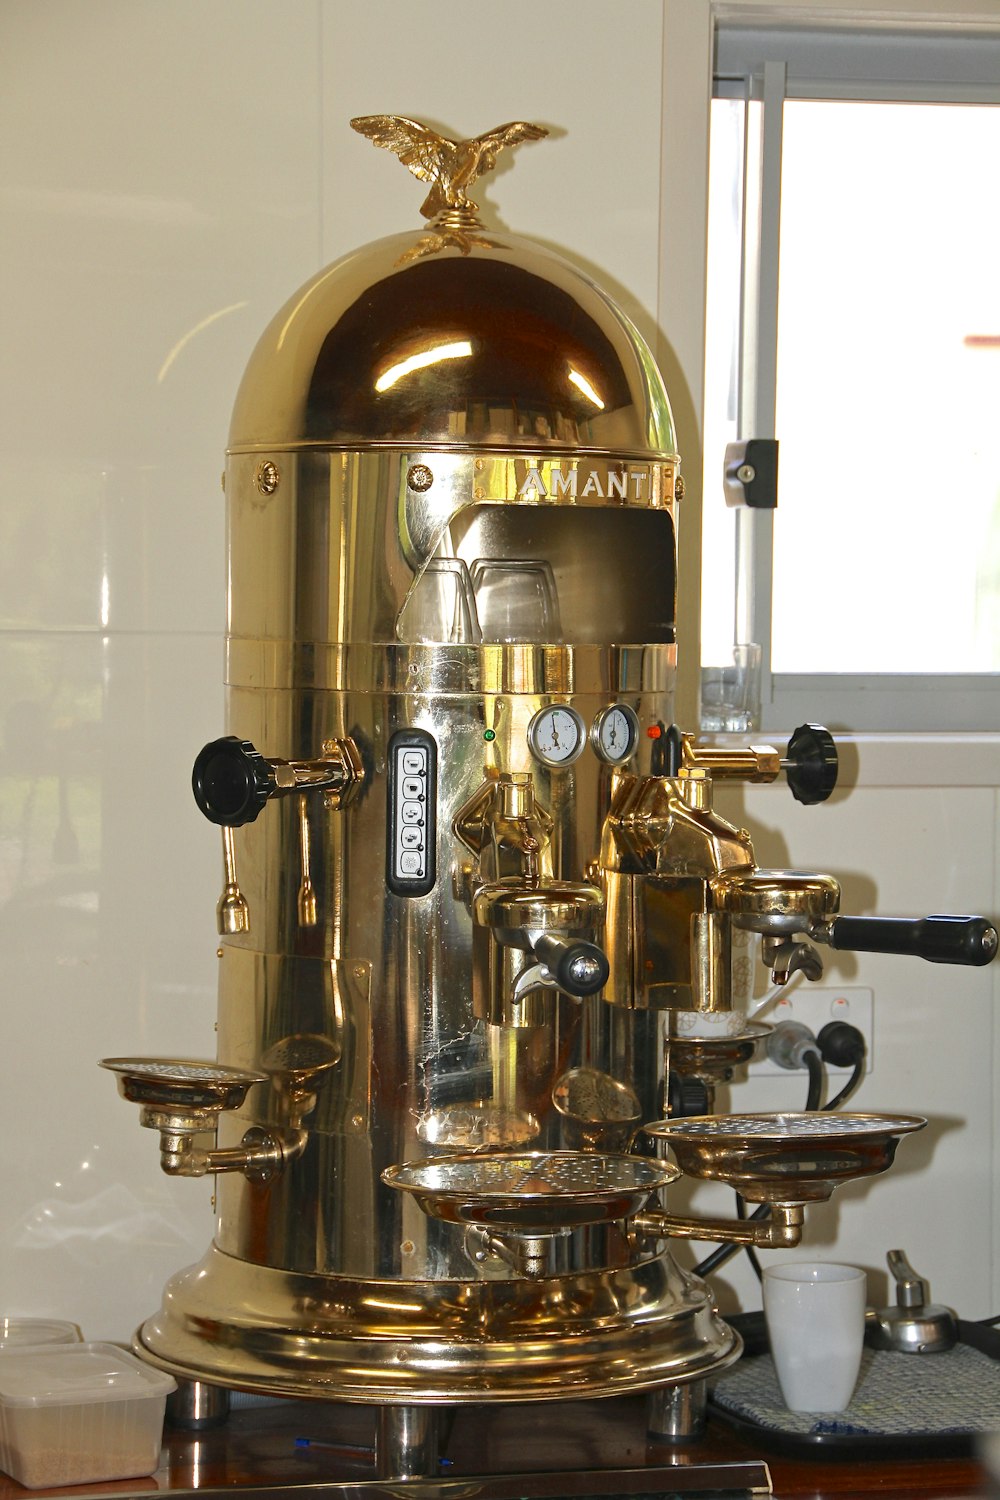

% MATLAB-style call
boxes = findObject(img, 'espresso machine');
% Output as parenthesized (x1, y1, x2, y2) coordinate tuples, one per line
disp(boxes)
(102, 117, 998, 1482)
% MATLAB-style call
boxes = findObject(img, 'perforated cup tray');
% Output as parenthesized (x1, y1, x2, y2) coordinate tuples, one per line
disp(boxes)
(644, 1111, 926, 1203)
(100, 1057, 267, 1112)
(383, 1149, 678, 1230)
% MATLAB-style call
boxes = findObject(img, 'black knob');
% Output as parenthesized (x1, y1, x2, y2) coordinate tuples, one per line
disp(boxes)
(826, 914, 998, 967)
(666, 1071, 710, 1118)
(192, 736, 276, 827)
(530, 934, 610, 998)
(785, 723, 838, 805)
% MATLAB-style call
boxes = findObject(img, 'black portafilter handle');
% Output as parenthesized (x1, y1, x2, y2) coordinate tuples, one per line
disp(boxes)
(530, 933, 610, 998)
(821, 914, 998, 967)
(192, 735, 276, 827)
(784, 723, 838, 805)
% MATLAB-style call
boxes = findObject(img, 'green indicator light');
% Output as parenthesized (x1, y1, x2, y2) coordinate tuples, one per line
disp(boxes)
(483, 729, 496, 742)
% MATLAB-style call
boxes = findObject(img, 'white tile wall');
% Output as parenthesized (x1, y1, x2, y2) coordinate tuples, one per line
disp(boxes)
(1, 1, 996, 1347)
(0, 0, 321, 1340)
(705, 769, 999, 1321)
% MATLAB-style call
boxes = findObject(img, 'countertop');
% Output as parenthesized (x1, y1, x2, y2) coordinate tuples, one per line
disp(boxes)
(0, 1394, 988, 1500)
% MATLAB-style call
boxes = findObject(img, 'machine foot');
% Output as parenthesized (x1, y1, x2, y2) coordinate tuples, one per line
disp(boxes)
(646, 1380, 707, 1443)
(375, 1404, 442, 1479)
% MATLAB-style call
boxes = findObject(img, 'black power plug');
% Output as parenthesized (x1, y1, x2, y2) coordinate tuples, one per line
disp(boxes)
(817, 1020, 867, 1068)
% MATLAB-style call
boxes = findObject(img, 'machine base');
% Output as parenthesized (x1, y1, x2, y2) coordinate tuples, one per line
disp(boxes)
(135, 1244, 740, 1403)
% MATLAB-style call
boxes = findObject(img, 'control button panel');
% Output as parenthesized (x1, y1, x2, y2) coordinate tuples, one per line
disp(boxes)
(386, 729, 437, 897)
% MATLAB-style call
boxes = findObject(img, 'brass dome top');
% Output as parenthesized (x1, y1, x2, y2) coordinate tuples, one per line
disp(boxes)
(229, 118, 676, 461)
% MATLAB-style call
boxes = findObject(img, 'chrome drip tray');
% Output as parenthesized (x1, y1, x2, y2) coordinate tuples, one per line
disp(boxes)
(667, 1023, 771, 1078)
(645, 1112, 926, 1203)
(383, 1150, 679, 1230)
(100, 1057, 266, 1113)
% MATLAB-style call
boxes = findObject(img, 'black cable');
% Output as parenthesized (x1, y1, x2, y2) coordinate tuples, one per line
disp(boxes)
(691, 1045, 820, 1280)
(823, 1055, 864, 1111)
(804, 1048, 824, 1111)
(691, 1200, 769, 1278)
(689, 1022, 868, 1281)
(736, 1193, 764, 1283)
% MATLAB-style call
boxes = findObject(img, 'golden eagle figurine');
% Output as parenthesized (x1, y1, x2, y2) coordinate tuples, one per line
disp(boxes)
(351, 115, 548, 220)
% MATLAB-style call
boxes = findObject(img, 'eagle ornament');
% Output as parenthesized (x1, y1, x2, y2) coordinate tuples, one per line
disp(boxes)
(350, 115, 548, 221)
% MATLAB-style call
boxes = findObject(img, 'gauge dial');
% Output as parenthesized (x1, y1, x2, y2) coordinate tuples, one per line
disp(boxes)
(591, 704, 639, 766)
(527, 705, 586, 767)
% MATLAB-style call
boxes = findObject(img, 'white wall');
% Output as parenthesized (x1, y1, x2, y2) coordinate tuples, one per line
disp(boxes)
(0, 0, 997, 1343)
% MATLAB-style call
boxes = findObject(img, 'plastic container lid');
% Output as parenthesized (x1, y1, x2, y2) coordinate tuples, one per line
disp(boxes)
(0, 1320, 80, 1351)
(0, 1343, 176, 1407)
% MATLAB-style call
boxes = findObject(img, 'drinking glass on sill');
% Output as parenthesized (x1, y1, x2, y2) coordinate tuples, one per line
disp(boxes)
(470, 558, 563, 644)
(396, 557, 482, 645)
(700, 642, 762, 733)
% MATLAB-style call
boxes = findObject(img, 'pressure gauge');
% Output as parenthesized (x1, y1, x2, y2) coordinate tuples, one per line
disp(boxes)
(591, 704, 639, 766)
(527, 704, 586, 767)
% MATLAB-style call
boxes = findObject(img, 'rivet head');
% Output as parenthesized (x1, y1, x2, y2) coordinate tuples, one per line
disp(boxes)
(256, 460, 280, 495)
(737, 463, 756, 484)
(407, 463, 434, 492)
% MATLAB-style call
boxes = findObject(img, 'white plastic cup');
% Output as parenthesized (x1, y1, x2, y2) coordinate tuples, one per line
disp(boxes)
(762, 1261, 867, 1413)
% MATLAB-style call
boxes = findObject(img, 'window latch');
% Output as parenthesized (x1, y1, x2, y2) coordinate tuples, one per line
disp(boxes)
(724, 438, 779, 509)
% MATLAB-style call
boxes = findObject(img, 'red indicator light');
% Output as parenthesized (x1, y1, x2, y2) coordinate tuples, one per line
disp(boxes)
(646, 725, 662, 740)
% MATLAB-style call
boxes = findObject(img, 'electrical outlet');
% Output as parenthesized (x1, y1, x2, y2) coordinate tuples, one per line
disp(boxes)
(749, 986, 873, 1076)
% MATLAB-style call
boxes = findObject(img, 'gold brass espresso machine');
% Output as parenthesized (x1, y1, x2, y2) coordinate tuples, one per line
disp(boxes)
(103, 119, 998, 1483)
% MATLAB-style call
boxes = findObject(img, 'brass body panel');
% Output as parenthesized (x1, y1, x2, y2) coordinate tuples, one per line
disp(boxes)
(135, 147, 742, 1402)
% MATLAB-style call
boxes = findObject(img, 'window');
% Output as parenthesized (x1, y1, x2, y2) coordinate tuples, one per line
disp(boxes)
(701, 28, 1000, 731)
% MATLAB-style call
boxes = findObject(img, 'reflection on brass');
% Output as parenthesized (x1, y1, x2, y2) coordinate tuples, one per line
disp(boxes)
(600, 770, 754, 1011)
(552, 1067, 642, 1151)
(680, 736, 782, 783)
(382, 1150, 678, 1231)
(667, 1023, 771, 1086)
(217, 825, 249, 935)
(634, 1200, 804, 1249)
(98, 1057, 294, 1181)
(761, 935, 825, 985)
(134, 1246, 741, 1402)
(712, 868, 841, 935)
(254, 459, 280, 495)
(296, 795, 317, 927)
(646, 1112, 926, 1204)
(351, 116, 548, 222)
(416, 1102, 539, 1148)
(107, 115, 924, 1420)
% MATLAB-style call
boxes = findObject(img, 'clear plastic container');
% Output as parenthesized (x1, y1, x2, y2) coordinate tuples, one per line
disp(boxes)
(0, 1342, 176, 1488)
(0, 1319, 81, 1351)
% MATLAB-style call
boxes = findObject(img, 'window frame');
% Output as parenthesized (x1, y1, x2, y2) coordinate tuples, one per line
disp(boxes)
(709, 26, 1000, 732)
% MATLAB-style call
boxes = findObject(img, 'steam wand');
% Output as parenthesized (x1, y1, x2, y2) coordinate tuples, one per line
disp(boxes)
(191, 733, 364, 934)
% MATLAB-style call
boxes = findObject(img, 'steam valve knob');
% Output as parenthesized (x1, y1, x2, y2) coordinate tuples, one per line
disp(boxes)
(193, 736, 276, 827)
(784, 723, 838, 805)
